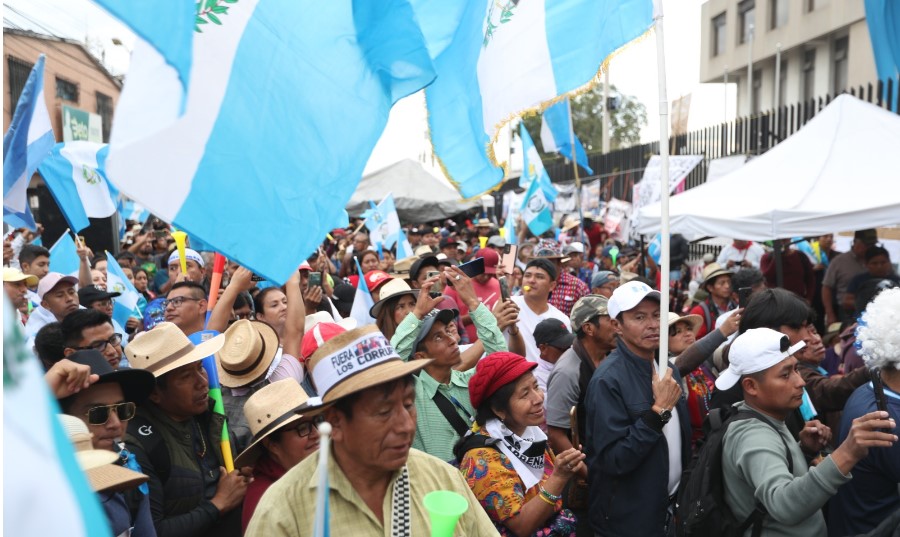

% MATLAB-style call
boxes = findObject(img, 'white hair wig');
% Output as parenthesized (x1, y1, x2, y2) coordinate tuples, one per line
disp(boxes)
(856, 288, 900, 370)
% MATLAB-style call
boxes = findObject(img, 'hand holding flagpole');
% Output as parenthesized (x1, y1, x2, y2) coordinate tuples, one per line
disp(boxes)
(654, 0, 671, 377)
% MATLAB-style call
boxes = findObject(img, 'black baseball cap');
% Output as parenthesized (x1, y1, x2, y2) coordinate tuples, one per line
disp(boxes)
(62, 349, 155, 404)
(533, 319, 575, 349)
(410, 255, 439, 281)
(411, 309, 458, 358)
(78, 285, 121, 307)
(525, 258, 558, 281)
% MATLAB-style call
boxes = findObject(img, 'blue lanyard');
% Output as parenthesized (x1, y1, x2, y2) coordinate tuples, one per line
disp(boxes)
(443, 389, 473, 421)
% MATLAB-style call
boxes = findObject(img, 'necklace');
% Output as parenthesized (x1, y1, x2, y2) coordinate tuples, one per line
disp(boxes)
(193, 421, 207, 459)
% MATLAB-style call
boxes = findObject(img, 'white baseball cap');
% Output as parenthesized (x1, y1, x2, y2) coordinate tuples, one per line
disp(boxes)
(607, 281, 661, 319)
(715, 328, 806, 390)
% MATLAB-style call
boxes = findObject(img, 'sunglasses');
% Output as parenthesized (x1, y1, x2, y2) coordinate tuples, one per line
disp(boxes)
(85, 402, 136, 425)
(288, 415, 325, 438)
(72, 333, 123, 352)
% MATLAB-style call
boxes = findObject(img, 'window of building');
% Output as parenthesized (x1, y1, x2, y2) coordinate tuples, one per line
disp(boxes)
(751, 70, 762, 114)
(802, 49, 816, 101)
(832, 36, 848, 94)
(778, 60, 788, 107)
(739, 0, 755, 44)
(712, 12, 727, 56)
(7, 56, 35, 107)
(55, 77, 79, 102)
(769, 0, 788, 29)
(96, 92, 113, 143)
(806, 0, 829, 12)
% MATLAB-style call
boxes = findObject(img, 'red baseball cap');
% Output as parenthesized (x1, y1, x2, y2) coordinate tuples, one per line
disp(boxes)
(468, 352, 537, 409)
(300, 322, 348, 361)
(363, 270, 392, 293)
(475, 248, 499, 274)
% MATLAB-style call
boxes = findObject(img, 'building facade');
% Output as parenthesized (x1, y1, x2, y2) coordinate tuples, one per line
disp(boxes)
(700, 0, 878, 116)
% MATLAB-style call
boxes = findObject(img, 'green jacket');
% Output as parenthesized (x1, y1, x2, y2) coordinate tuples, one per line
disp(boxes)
(125, 400, 241, 537)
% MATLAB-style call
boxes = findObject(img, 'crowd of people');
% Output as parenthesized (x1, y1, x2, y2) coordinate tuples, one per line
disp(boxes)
(4, 215, 899, 537)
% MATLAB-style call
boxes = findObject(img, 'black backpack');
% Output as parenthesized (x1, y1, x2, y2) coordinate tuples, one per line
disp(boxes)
(677, 407, 793, 537)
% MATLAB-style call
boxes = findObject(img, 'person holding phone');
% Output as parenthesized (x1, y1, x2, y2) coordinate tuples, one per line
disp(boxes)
(444, 249, 502, 343)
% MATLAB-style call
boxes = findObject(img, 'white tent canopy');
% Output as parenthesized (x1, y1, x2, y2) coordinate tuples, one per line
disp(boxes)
(636, 95, 900, 241)
(347, 159, 479, 222)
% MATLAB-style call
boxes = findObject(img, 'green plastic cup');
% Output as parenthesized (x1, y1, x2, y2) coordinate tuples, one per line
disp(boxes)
(423, 490, 469, 537)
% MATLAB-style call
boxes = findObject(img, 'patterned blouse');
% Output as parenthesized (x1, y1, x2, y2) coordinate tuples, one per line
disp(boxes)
(459, 426, 577, 536)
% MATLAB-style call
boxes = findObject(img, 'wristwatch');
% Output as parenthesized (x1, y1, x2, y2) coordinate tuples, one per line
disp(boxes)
(653, 405, 673, 424)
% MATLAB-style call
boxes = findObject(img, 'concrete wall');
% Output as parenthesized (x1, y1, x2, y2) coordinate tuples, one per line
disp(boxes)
(3, 31, 120, 140)
(700, 0, 877, 116)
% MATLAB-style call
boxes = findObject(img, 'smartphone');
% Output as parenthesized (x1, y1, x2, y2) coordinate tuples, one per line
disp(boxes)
(737, 286, 752, 309)
(154, 230, 167, 239)
(499, 276, 510, 301)
(308, 271, 323, 288)
(500, 244, 518, 276)
(251, 274, 265, 282)
(426, 270, 444, 295)
(569, 406, 580, 448)
(459, 257, 485, 278)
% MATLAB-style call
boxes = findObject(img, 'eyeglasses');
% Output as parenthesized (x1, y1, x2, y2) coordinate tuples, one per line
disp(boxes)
(162, 296, 202, 309)
(85, 402, 136, 425)
(289, 415, 325, 438)
(73, 333, 123, 352)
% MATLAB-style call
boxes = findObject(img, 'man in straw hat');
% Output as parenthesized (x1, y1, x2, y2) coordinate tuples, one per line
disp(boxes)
(237, 379, 328, 533)
(688, 262, 736, 338)
(123, 322, 250, 537)
(3, 266, 38, 322)
(60, 414, 155, 537)
(215, 318, 283, 452)
(246, 325, 498, 536)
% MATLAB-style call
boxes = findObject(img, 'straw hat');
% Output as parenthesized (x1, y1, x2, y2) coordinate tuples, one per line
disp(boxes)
(667, 313, 703, 334)
(561, 216, 580, 232)
(58, 414, 148, 493)
(305, 311, 357, 332)
(2, 266, 38, 287)
(307, 325, 431, 404)
(369, 278, 419, 318)
(233, 379, 328, 468)
(215, 320, 281, 388)
(390, 255, 418, 277)
(701, 263, 733, 286)
(125, 322, 225, 377)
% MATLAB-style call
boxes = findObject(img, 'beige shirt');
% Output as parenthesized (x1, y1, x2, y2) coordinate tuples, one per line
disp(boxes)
(246, 447, 499, 536)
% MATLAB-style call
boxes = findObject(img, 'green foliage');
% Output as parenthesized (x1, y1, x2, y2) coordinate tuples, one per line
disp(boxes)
(521, 84, 647, 158)
(195, 0, 236, 32)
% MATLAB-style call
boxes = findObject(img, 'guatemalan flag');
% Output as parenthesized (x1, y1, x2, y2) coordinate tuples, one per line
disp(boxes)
(91, 0, 194, 107)
(520, 171, 557, 237)
(106, 251, 141, 329)
(426, 0, 653, 198)
(519, 123, 552, 190)
(364, 194, 405, 252)
(3, 54, 55, 229)
(38, 142, 116, 233)
(4, 299, 111, 536)
(541, 97, 594, 174)
(105, 1, 437, 285)
(48, 232, 81, 277)
(349, 257, 376, 328)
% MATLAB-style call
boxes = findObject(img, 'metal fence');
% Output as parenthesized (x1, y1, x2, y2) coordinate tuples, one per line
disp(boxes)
(506, 76, 900, 256)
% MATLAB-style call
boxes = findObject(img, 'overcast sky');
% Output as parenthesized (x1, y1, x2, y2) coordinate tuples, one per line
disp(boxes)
(4, 0, 735, 176)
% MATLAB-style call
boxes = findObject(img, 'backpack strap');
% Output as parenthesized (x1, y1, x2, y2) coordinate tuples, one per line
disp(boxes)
(698, 301, 714, 333)
(128, 414, 171, 484)
(731, 409, 795, 536)
(452, 432, 500, 463)
(432, 392, 470, 437)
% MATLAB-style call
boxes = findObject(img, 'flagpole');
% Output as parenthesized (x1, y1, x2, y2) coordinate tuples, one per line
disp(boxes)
(654, 1, 671, 376)
(566, 101, 588, 247)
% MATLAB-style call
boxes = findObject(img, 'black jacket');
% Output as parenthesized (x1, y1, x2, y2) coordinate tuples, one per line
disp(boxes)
(584, 338, 691, 536)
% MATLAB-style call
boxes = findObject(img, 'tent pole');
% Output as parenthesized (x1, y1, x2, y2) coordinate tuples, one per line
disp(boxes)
(654, 1, 670, 376)
(774, 240, 784, 289)
(567, 99, 588, 247)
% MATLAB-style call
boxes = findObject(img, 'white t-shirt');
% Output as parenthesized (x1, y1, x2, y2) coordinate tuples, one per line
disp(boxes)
(655, 362, 683, 495)
(510, 295, 571, 364)
(716, 242, 765, 269)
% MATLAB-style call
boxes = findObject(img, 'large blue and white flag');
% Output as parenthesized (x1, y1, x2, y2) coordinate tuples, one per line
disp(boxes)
(864, 0, 900, 109)
(38, 142, 116, 233)
(541, 98, 594, 174)
(520, 173, 557, 237)
(106, 251, 141, 328)
(106, 0, 436, 285)
(120, 199, 150, 223)
(91, 0, 194, 108)
(4, 299, 111, 536)
(519, 123, 552, 190)
(395, 228, 414, 259)
(426, 0, 652, 198)
(349, 257, 376, 327)
(3, 55, 55, 229)
(49, 233, 81, 277)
